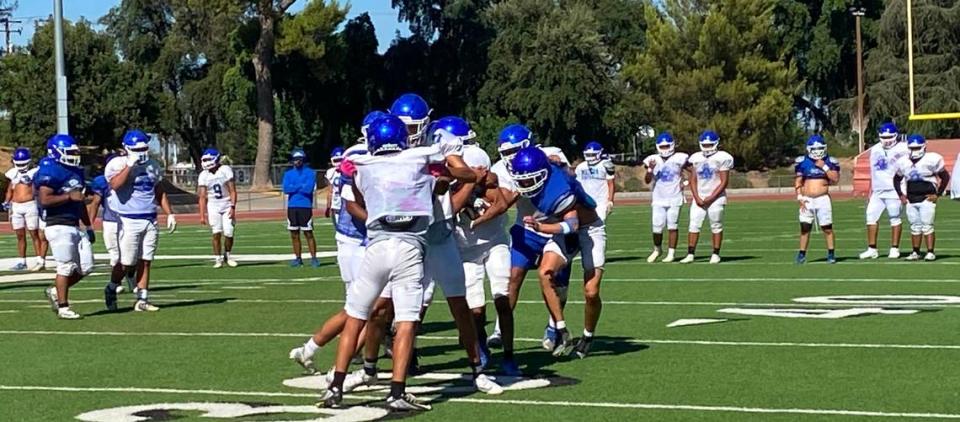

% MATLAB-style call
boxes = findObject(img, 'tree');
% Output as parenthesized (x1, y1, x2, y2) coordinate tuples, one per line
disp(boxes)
(621, 0, 801, 168)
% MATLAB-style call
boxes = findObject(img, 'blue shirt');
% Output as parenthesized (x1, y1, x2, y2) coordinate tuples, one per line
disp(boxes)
(794, 155, 840, 180)
(527, 164, 596, 223)
(91, 175, 118, 223)
(282, 166, 316, 209)
(34, 160, 85, 226)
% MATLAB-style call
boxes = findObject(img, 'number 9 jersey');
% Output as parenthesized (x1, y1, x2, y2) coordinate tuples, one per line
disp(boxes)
(198, 165, 235, 213)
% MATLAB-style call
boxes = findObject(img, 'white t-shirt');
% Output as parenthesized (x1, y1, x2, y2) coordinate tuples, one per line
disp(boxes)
(644, 152, 689, 206)
(5, 167, 38, 189)
(429, 128, 465, 222)
(869, 142, 910, 197)
(895, 152, 945, 185)
(540, 146, 570, 166)
(575, 160, 614, 208)
(688, 151, 733, 199)
(105, 157, 163, 217)
(490, 160, 516, 192)
(197, 165, 235, 212)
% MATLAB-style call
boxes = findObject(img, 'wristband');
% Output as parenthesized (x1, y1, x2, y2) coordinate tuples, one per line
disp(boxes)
(821, 165, 830, 172)
(559, 222, 573, 234)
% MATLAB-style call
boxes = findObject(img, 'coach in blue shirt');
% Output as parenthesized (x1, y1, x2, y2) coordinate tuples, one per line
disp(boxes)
(282, 148, 320, 267)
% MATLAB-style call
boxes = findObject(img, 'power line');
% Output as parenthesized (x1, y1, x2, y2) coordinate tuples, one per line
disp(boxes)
(0, 8, 22, 55)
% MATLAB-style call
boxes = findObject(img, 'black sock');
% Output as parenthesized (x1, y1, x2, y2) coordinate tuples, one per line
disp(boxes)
(928, 248, 935, 254)
(332, 371, 346, 390)
(363, 358, 378, 376)
(868, 244, 877, 249)
(687, 246, 696, 254)
(58, 302, 68, 308)
(504, 350, 514, 361)
(914, 247, 921, 254)
(892, 244, 899, 248)
(712, 248, 720, 255)
(828, 249, 835, 255)
(469, 362, 480, 379)
(798, 249, 806, 255)
(390, 381, 405, 398)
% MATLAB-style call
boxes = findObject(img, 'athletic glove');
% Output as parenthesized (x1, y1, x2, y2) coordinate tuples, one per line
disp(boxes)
(86, 228, 96, 244)
(166, 214, 177, 233)
(126, 152, 140, 167)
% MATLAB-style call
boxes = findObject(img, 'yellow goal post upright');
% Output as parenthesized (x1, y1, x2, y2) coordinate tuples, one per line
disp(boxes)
(906, 0, 960, 121)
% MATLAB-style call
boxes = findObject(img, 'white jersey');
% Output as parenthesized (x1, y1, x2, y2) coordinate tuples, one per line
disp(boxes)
(4, 167, 38, 190)
(491, 160, 516, 192)
(540, 146, 570, 166)
(324, 167, 337, 185)
(105, 157, 163, 218)
(575, 160, 615, 208)
(428, 128, 465, 223)
(326, 167, 342, 211)
(644, 152, 689, 206)
(869, 142, 910, 197)
(197, 165, 235, 212)
(688, 151, 733, 199)
(895, 152, 945, 186)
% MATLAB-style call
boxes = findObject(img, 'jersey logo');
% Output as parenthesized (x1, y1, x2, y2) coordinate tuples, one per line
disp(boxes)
(908, 169, 922, 181)
(874, 158, 888, 171)
(697, 165, 715, 180)
(133, 174, 156, 192)
(657, 166, 678, 182)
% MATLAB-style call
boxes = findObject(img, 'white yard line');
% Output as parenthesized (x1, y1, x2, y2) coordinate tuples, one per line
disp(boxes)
(1, 384, 958, 419)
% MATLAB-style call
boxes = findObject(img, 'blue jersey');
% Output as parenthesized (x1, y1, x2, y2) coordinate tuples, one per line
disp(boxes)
(333, 173, 366, 244)
(34, 160, 85, 226)
(91, 175, 118, 223)
(794, 155, 840, 181)
(526, 164, 596, 223)
(282, 166, 316, 209)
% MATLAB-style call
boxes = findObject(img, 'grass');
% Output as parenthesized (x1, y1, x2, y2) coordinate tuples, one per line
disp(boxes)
(2, 199, 960, 421)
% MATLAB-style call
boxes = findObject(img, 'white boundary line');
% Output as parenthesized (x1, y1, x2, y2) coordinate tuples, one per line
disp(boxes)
(1, 330, 958, 350)
(1, 385, 959, 419)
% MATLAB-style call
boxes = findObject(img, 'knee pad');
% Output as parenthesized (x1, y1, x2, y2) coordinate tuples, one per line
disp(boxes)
(56, 261, 78, 277)
(922, 225, 935, 235)
(889, 217, 902, 227)
(710, 221, 723, 234)
(800, 222, 813, 233)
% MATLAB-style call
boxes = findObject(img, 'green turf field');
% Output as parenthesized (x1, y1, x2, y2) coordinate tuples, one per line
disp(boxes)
(3, 199, 960, 421)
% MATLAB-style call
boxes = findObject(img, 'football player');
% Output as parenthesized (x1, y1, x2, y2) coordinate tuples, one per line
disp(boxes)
(575, 142, 616, 220)
(37, 134, 95, 319)
(323, 147, 344, 220)
(5, 147, 47, 271)
(103, 129, 176, 312)
(893, 134, 950, 261)
(282, 148, 320, 267)
(794, 135, 840, 264)
(680, 131, 733, 264)
(643, 133, 689, 263)
(860, 123, 909, 259)
(197, 148, 238, 268)
(510, 146, 604, 358)
(88, 154, 134, 294)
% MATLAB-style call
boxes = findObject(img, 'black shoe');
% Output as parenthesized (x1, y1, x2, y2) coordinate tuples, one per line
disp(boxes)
(317, 387, 342, 408)
(573, 336, 593, 359)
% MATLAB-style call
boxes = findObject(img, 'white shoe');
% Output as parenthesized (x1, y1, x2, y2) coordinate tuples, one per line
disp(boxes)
(474, 373, 503, 395)
(44, 286, 59, 313)
(646, 249, 661, 263)
(386, 393, 431, 411)
(115, 285, 126, 294)
(925, 252, 936, 261)
(679, 254, 695, 264)
(888, 248, 901, 259)
(57, 307, 81, 320)
(662, 250, 676, 263)
(226, 258, 239, 267)
(343, 368, 377, 392)
(288, 347, 316, 374)
(859, 248, 879, 259)
(213, 259, 223, 269)
(30, 261, 45, 272)
(709, 254, 722, 264)
(905, 252, 921, 261)
(135, 300, 160, 312)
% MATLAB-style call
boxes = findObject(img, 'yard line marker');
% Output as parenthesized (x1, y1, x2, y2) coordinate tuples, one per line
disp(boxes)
(2, 330, 960, 350)
(2, 385, 960, 419)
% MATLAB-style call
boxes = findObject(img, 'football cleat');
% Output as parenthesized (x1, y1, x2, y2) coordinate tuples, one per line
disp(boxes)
(57, 307, 81, 320)
(924, 252, 936, 261)
(795, 252, 806, 264)
(311, 257, 321, 268)
(9, 262, 27, 271)
(486, 330, 502, 349)
(386, 393, 431, 411)
(709, 254, 722, 264)
(826, 252, 837, 264)
(500, 358, 521, 376)
(904, 252, 921, 261)
(661, 250, 676, 263)
(646, 248, 661, 263)
(859, 248, 879, 259)
(317, 387, 343, 409)
(104, 284, 118, 311)
(475, 374, 503, 395)
(115, 284, 126, 294)
(542, 325, 557, 351)
(213, 258, 223, 269)
(888, 248, 901, 259)
(226, 257, 239, 267)
(551, 328, 574, 357)
(573, 336, 594, 359)
(290, 258, 304, 267)
(343, 368, 377, 392)
(135, 300, 160, 312)
(288, 346, 316, 374)
(30, 261, 45, 272)
(44, 287, 59, 313)
(679, 254, 696, 264)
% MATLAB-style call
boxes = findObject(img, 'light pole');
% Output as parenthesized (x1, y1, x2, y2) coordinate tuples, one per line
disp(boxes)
(54, 0, 69, 134)
(851, 5, 866, 153)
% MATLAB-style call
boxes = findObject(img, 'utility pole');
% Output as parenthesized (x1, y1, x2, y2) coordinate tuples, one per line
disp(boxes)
(0, 8, 21, 55)
(851, 5, 867, 153)
(53, 0, 68, 134)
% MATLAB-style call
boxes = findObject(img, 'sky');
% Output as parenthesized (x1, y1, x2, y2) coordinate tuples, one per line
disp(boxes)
(9, 0, 408, 52)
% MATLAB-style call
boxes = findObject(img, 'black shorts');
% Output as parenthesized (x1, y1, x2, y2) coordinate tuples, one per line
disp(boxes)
(287, 208, 314, 231)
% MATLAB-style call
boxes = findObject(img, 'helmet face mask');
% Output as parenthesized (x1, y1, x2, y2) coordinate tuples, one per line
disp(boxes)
(389, 94, 432, 146)
(201, 148, 220, 170)
(806, 135, 827, 160)
(907, 135, 926, 159)
(509, 147, 550, 197)
(48, 135, 81, 168)
(698, 131, 719, 156)
(583, 141, 603, 165)
(879, 123, 899, 149)
(13, 147, 31, 172)
(655, 133, 675, 158)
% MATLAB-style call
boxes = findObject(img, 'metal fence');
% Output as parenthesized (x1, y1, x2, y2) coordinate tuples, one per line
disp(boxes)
(169, 164, 322, 189)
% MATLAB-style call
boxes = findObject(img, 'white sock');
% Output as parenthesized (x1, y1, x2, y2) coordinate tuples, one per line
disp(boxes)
(18, 257, 26, 265)
(555, 320, 566, 330)
(493, 318, 501, 335)
(225, 251, 231, 260)
(668, 248, 676, 255)
(303, 338, 319, 358)
(547, 317, 556, 329)
(138, 289, 148, 301)
(583, 329, 594, 338)
(37, 256, 44, 264)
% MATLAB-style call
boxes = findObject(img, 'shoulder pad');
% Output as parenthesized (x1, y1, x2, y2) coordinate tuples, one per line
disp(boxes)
(827, 157, 839, 164)
(794, 156, 805, 163)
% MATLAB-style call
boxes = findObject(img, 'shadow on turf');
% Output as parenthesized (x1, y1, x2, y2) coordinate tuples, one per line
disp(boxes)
(0, 282, 47, 291)
(152, 261, 280, 270)
(84, 297, 234, 316)
(713, 255, 756, 263)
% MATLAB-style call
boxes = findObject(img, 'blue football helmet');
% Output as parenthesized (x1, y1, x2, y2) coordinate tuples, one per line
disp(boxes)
(806, 135, 827, 160)
(47, 134, 82, 167)
(510, 146, 550, 197)
(123, 129, 151, 164)
(497, 124, 533, 165)
(330, 147, 345, 166)
(389, 94, 432, 146)
(583, 141, 603, 165)
(699, 131, 720, 156)
(12, 147, 31, 171)
(201, 148, 221, 170)
(906, 134, 926, 159)
(879, 122, 899, 149)
(655, 133, 675, 158)
(367, 115, 409, 156)
(432, 116, 477, 145)
(359, 110, 388, 143)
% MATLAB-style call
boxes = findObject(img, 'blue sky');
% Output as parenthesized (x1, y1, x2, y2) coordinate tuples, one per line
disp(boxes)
(10, 0, 407, 51)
